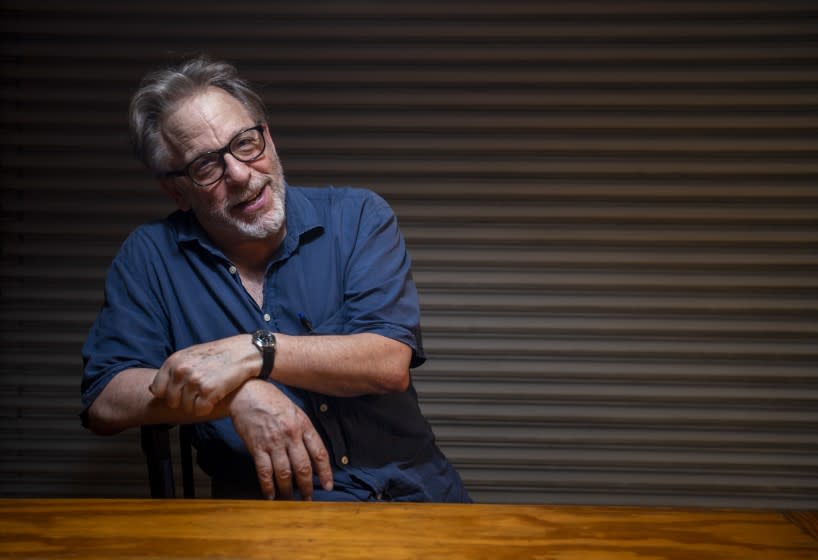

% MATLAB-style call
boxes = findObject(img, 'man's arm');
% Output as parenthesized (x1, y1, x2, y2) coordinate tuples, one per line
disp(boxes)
(86, 367, 333, 500)
(276, 332, 412, 395)
(85, 367, 228, 435)
(149, 331, 412, 417)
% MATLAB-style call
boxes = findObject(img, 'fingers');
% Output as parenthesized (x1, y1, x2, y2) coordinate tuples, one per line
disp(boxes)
(152, 356, 220, 416)
(231, 382, 332, 501)
(181, 387, 198, 415)
(253, 452, 276, 500)
(281, 410, 333, 499)
(151, 357, 185, 408)
(287, 442, 315, 500)
(270, 445, 294, 500)
(255, 446, 317, 501)
(151, 336, 256, 415)
(163, 366, 186, 410)
(303, 429, 333, 492)
(149, 365, 170, 399)
(180, 390, 215, 417)
(257, 440, 327, 501)
(193, 393, 215, 416)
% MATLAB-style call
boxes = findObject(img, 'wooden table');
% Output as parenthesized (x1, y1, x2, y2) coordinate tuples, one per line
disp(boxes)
(0, 499, 816, 559)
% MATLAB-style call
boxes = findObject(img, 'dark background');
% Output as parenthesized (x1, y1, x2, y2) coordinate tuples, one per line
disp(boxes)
(1, 1, 817, 507)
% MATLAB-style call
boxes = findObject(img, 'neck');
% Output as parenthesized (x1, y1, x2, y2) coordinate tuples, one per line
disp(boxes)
(220, 227, 286, 275)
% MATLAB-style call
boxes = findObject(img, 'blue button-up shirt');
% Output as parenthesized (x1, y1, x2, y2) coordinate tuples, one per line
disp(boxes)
(82, 186, 470, 502)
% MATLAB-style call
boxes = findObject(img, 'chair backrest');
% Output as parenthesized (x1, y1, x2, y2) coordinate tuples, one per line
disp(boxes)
(140, 424, 195, 498)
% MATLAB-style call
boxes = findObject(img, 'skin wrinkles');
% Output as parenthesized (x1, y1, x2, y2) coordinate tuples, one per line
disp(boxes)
(158, 87, 287, 265)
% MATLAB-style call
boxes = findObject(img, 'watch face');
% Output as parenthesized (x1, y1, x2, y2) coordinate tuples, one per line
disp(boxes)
(253, 330, 276, 349)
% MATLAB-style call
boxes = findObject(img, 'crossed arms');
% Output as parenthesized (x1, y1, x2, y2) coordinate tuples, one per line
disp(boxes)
(85, 332, 412, 500)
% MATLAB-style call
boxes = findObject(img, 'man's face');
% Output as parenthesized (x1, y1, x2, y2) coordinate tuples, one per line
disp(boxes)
(159, 87, 286, 247)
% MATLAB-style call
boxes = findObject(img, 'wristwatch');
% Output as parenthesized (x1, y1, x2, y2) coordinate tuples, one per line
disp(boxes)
(251, 329, 277, 380)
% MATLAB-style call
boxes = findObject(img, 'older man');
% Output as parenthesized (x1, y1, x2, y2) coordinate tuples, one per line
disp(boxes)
(81, 57, 470, 502)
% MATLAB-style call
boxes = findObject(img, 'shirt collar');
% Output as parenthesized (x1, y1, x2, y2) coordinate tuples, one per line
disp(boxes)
(171, 185, 324, 263)
(273, 185, 324, 263)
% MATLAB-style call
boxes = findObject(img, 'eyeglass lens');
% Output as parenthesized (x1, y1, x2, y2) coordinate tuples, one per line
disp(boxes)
(189, 127, 265, 186)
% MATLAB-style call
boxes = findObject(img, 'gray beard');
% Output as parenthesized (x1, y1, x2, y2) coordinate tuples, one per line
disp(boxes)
(215, 179, 286, 240)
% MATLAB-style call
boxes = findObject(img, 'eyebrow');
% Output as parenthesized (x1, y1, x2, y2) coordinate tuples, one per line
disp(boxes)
(191, 124, 257, 161)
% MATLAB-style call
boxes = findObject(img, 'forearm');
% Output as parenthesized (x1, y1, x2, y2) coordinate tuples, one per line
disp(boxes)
(85, 367, 236, 435)
(100, 332, 412, 430)
(86, 368, 335, 498)
(273, 332, 412, 397)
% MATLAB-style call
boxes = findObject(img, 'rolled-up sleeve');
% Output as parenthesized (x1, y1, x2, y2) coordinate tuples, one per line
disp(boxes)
(311, 190, 426, 368)
(80, 230, 171, 421)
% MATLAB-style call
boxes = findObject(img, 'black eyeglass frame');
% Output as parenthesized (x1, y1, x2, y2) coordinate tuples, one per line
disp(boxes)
(159, 123, 267, 188)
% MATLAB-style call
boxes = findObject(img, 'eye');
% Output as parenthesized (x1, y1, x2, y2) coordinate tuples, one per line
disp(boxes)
(191, 155, 219, 173)
(188, 154, 222, 183)
(232, 133, 262, 156)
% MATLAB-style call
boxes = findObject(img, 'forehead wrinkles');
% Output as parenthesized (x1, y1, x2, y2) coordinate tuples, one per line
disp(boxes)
(160, 89, 253, 165)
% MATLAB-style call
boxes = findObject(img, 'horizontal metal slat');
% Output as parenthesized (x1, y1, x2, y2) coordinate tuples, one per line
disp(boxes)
(8, 42, 818, 65)
(7, 107, 818, 130)
(6, 86, 818, 108)
(413, 269, 818, 289)
(6, 17, 818, 41)
(431, 423, 818, 448)
(8, 130, 818, 154)
(4, 0, 814, 17)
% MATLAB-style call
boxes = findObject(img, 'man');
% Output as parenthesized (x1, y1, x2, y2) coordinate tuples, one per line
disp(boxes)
(81, 57, 470, 502)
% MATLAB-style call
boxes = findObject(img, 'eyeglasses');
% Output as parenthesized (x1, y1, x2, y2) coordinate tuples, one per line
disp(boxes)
(161, 124, 266, 189)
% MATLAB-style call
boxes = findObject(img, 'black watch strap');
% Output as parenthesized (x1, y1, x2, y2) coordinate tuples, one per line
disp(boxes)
(252, 330, 277, 380)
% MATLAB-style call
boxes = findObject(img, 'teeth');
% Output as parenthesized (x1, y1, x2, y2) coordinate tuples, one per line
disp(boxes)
(241, 190, 261, 206)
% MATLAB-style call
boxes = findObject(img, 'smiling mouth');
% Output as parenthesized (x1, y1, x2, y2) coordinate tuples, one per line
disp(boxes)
(234, 186, 265, 210)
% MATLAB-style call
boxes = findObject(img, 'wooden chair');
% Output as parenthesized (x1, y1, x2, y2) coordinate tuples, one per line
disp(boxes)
(140, 424, 196, 498)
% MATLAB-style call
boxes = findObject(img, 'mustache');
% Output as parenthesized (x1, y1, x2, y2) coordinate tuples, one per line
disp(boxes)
(229, 176, 272, 206)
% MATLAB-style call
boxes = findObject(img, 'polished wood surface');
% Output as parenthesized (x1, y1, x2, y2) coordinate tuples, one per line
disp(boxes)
(0, 499, 816, 560)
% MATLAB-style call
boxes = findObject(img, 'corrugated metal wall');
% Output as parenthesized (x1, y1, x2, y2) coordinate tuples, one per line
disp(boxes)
(1, 1, 817, 507)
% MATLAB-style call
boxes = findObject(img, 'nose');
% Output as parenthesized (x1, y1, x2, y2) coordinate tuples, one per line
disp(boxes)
(221, 152, 252, 186)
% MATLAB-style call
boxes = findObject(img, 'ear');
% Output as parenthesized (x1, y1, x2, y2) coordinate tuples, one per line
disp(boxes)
(159, 178, 192, 211)
(263, 123, 278, 157)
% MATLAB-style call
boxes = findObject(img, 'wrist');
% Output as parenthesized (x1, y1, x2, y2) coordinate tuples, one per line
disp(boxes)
(227, 378, 261, 417)
(251, 330, 277, 380)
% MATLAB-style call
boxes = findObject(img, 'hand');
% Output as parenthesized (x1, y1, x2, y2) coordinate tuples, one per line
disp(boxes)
(150, 335, 258, 416)
(229, 380, 334, 500)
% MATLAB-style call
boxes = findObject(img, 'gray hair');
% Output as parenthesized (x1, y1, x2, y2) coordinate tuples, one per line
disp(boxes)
(129, 57, 266, 173)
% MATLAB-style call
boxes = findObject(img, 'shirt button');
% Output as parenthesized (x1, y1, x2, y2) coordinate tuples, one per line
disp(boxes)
(263, 313, 271, 322)
(228, 265, 237, 275)
(340, 456, 349, 465)
(319, 403, 328, 413)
